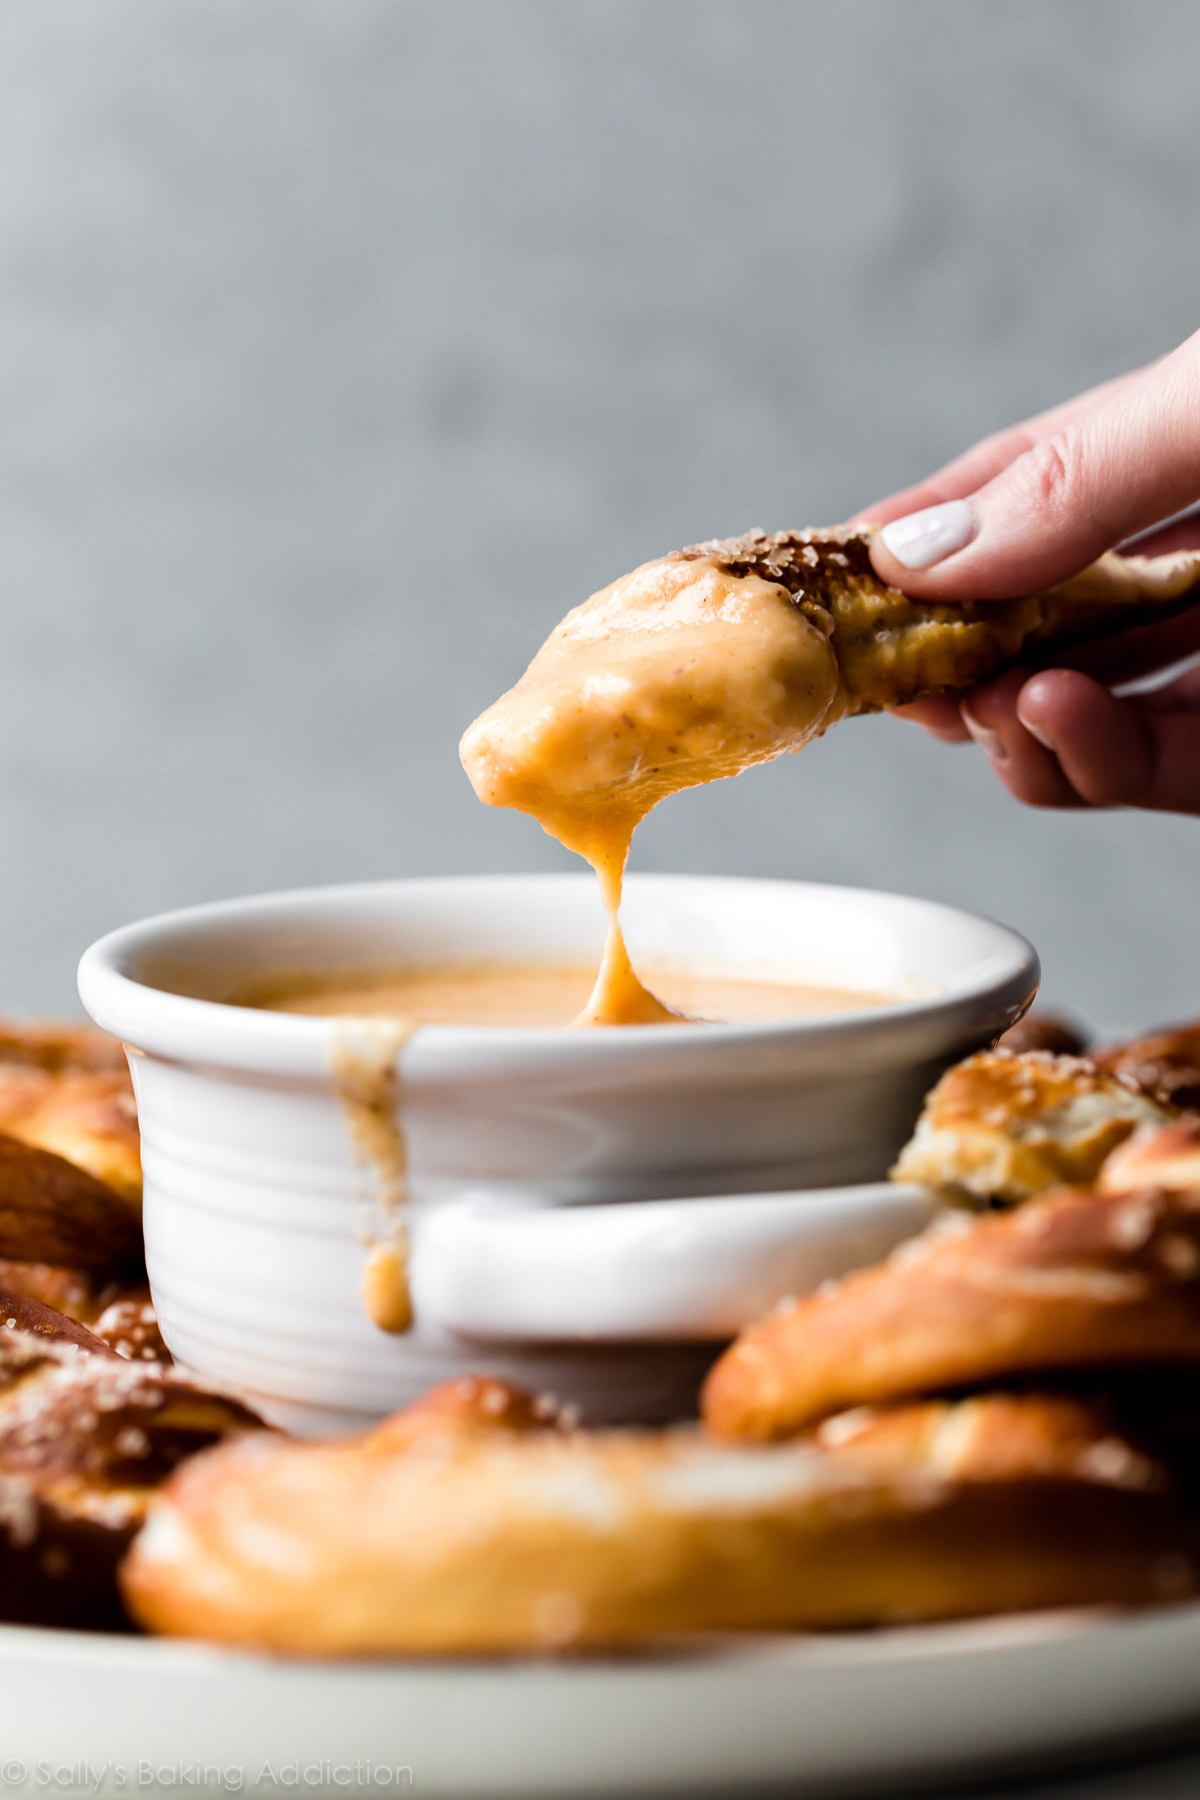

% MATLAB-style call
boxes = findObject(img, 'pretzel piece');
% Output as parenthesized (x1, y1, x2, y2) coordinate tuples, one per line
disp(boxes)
(0, 1324, 260, 1628)
(121, 1384, 1193, 1653)
(1099, 1121, 1200, 1198)
(702, 1187, 1200, 1441)
(0, 1135, 142, 1269)
(1094, 1023, 1200, 1115)
(674, 529, 1200, 716)
(0, 1021, 140, 1212)
(890, 1050, 1170, 1206)
(0, 1021, 127, 1075)
(362, 1375, 565, 1452)
(89, 1288, 171, 1364)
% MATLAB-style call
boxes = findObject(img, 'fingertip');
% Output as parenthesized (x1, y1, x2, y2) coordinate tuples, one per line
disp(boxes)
(1016, 669, 1153, 806)
(869, 500, 977, 589)
(867, 536, 909, 588)
(929, 724, 975, 745)
(959, 695, 1008, 763)
(958, 670, 1086, 807)
(1013, 670, 1070, 750)
(867, 533, 935, 592)
(959, 668, 1029, 737)
(891, 697, 972, 741)
(1016, 667, 1106, 748)
(867, 531, 971, 598)
(868, 533, 944, 594)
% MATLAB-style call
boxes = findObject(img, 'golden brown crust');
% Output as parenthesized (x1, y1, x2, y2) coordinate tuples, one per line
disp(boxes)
(702, 1186, 1200, 1442)
(0, 1135, 142, 1269)
(0, 1286, 118, 1356)
(1098, 1120, 1200, 1198)
(0, 1257, 107, 1323)
(1094, 1024, 1200, 1115)
(0, 1263, 168, 1362)
(674, 528, 1200, 716)
(0, 1075, 140, 1213)
(0, 1021, 128, 1076)
(0, 1021, 167, 1378)
(121, 1387, 1191, 1653)
(812, 1390, 1163, 1490)
(362, 1375, 565, 1453)
(890, 1050, 1170, 1206)
(0, 1021, 140, 1213)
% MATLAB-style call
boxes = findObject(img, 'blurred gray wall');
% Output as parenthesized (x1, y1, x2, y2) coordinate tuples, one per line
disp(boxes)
(1, 0, 1198, 1033)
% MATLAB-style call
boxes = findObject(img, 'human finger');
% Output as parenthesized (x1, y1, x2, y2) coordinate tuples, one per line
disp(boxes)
(1132, 659, 1200, 713)
(958, 670, 1086, 808)
(1017, 669, 1200, 815)
(852, 369, 1143, 529)
(1117, 496, 1200, 558)
(869, 331, 1200, 597)
(889, 697, 973, 741)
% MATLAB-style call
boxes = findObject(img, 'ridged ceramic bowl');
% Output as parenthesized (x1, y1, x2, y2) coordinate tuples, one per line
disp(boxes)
(78, 873, 1037, 1433)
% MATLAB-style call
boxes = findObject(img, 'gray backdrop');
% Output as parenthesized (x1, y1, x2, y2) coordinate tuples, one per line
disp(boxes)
(1, 0, 1198, 1034)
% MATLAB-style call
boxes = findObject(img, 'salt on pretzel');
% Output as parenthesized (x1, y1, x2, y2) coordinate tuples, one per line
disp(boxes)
(0, 1261, 169, 1363)
(0, 1020, 165, 1360)
(702, 1186, 1200, 1441)
(362, 1373, 567, 1450)
(0, 1319, 261, 1628)
(890, 1050, 1171, 1206)
(1094, 1023, 1200, 1116)
(120, 1378, 1193, 1654)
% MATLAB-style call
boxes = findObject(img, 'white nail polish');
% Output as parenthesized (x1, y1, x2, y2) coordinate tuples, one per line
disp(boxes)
(879, 499, 976, 570)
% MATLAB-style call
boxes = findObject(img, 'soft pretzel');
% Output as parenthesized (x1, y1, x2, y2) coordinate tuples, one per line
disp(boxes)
(0, 1020, 164, 1365)
(672, 529, 1200, 717)
(890, 1050, 1170, 1206)
(462, 532, 1200, 881)
(1099, 1120, 1200, 1198)
(0, 1260, 169, 1362)
(0, 1136, 142, 1269)
(121, 1380, 1192, 1654)
(362, 1373, 567, 1451)
(88, 1288, 171, 1364)
(0, 1020, 140, 1213)
(0, 1285, 118, 1354)
(1094, 1023, 1200, 1115)
(0, 1020, 127, 1076)
(702, 1186, 1200, 1441)
(810, 1390, 1166, 1493)
(0, 1257, 110, 1325)
(0, 1320, 260, 1628)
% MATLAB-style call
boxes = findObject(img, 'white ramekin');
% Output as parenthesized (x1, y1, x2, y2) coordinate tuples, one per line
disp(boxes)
(79, 873, 1037, 1433)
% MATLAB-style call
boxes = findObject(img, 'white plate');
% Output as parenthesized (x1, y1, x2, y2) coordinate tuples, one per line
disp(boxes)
(4, 1605, 1200, 1798)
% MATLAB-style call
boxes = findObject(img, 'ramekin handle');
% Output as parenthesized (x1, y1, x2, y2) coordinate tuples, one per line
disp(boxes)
(413, 1182, 939, 1343)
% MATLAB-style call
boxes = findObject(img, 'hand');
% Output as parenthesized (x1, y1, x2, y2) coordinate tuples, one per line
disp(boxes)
(855, 328, 1200, 812)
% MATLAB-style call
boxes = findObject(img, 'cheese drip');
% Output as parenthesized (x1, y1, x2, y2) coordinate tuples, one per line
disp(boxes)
(460, 556, 843, 1023)
(328, 1020, 418, 1333)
